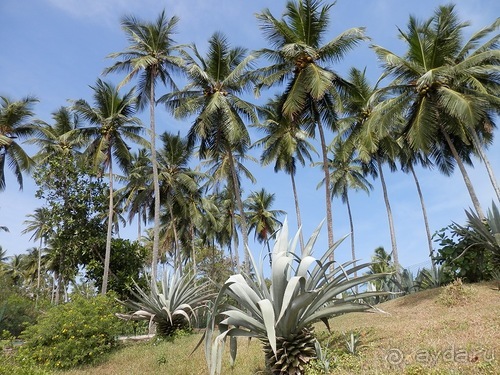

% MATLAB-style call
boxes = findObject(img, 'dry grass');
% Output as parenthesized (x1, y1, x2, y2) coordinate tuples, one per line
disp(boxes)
(64, 281, 500, 375)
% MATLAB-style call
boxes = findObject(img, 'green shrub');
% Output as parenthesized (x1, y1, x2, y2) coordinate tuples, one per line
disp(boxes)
(16, 294, 123, 369)
(0, 354, 52, 375)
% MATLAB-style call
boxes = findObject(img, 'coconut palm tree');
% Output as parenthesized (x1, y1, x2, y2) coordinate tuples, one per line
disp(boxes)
(371, 5, 500, 218)
(324, 138, 373, 279)
(22, 207, 53, 306)
(254, 96, 316, 250)
(0, 95, 37, 191)
(27, 106, 86, 164)
(104, 10, 184, 283)
(340, 67, 402, 271)
(73, 79, 144, 294)
(116, 148, 153, 240)
(157, 131, 199, 270)
(161, 32, 259, 272)
(254, 0, 367, 250)
(245, 188, 285, 266)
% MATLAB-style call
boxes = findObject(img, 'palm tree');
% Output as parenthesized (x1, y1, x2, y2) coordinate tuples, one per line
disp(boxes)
(161, 32, 259, 272)
(371, 5, 500, 218)
(104, 10, 184, 284)
(0, 95, 37, 191)
(73, 79, 144, 294)
(324, 138, 373, 278)
(22, 207, 52, 306)
(254, 96, 316, 250)
(157, 131, 199, 270)
(116, 148, 153, 240)
(340, 67, 402, 271)
(245, 188, 285, 266)
(27, 106, 86, 164)
(254, 0, 366, 250)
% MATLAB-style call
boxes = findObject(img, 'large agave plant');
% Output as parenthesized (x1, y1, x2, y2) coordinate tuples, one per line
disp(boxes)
(205, 219, 389, 375)
(118, 269, 213, 337)
(462, 201, 500, 267)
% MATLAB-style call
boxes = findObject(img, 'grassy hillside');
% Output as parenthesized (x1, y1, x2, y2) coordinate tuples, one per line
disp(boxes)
(65, 281, 499, 375)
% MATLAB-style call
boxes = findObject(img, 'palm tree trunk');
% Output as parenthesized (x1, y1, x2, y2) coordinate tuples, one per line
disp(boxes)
(290, 172, 305, 251)
(102, 160, 114, 295)
(470, 130, 500, 201)
(441, 127, 485, 219)
(316, 119, 334, 253)
(376, 154, 400, 271)
(345, 192, 356, 270)
(227, 149, 249, 273)
(168, 203, 181, 272)
(190, 223, 197, 276)
(36, 238, 42, 308)
(408, 164, 435, 268)
(345, 191, 358, 293)
(150, 72, 161, 284)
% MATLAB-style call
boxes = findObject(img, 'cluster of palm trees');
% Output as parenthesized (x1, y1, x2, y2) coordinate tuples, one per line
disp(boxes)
(1, 1, 498, 296)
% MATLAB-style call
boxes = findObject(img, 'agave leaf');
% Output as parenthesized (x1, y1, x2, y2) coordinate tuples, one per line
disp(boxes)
(296, 256, 318, 278)
(302, 303, 373, 327)
(277, 276, 305, 323)
(221, 310, 265, 333)
(229, 336, 237, 368)
(271, 254, 293, 312)
(257, 299, 277, 356)
(301, 219, 325, 258)
(172, 309, 192, 325)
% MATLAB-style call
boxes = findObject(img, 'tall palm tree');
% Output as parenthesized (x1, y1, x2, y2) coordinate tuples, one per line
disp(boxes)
(157, 131, 199, 270)
(73, 79, 144, 294)
(104, 10, 183, 283)
(116, 148, 153, 240)
(244, 188, 285, 266)
(254, 0, 366, 250)
(371, 5, 500, 218)
(324, 138, 373, 277)
(0, 95, 37, 191)
(161, 32, 259, 272)
(254, 96, 316, 250)
(340, 67, 402, 271)
(22, 207, 52, 306)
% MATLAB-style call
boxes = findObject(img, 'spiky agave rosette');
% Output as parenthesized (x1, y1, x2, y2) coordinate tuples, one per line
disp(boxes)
(205, 218, 390, 375)
(117, 269, 214, 337)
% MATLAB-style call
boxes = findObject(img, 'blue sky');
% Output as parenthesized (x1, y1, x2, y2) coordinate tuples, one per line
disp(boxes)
(1, 0, 499, 272)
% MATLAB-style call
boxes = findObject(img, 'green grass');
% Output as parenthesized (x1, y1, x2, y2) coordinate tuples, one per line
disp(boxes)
(49, 281, 500, 374)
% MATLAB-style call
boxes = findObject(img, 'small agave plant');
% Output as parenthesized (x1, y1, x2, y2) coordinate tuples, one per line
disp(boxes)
(118, 269, 213, 337)
(205, 219, 389, 375)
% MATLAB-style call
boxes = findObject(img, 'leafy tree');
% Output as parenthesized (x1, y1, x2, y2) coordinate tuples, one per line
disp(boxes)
(0, 95, 37, 191)
(33, 153, 107, 303)
(82, 238, 148, 300)
(73, 79, 144, 294)
(105, 10, 184, 284)
(433, 222, 495, 283)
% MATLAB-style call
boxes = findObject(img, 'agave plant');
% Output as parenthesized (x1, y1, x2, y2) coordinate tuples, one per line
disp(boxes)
(462, 201, 500, 268)
(205, 219, 389, 375)
(118, 269, 213, 337)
